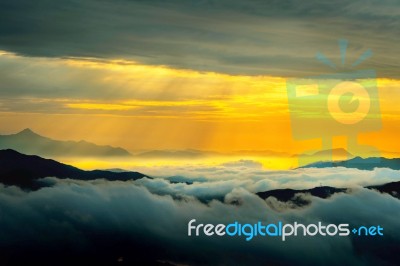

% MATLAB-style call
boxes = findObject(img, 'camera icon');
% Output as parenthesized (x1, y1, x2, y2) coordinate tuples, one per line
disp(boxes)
(287, 67, 381, 165)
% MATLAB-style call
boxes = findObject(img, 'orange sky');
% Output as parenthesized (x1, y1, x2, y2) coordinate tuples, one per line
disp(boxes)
(0, 51, 399, 163)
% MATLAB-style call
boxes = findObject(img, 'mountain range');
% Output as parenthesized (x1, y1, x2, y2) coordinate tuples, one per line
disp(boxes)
(256, 182, 400, 209)
(0, 149, 399, 204)
(0, 129, 364, 162)
(0, 149, 146, 189)
(258, 156, 400, 205)
(256, 186, 348, 206)
(301, 156, 400, 170)
(0, 128, 131, 157)
(133, 149, 218, 159)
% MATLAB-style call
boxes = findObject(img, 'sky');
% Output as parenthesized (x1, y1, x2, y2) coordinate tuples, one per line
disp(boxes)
(0, 0, 399, 163)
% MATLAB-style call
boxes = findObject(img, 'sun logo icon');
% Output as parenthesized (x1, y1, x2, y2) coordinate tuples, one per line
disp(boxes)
(316, 39, 375, 125)
(286, 39, 382, 165)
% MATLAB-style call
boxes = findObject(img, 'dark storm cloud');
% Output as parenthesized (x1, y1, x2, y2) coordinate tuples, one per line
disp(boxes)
(0, 0, 399, 77)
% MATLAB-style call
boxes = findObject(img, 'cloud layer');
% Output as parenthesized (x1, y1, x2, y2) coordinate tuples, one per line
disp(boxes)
(0, 165, 399, 265)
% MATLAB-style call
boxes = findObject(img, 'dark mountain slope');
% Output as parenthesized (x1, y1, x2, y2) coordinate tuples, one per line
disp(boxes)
(0, 149, 146, 189)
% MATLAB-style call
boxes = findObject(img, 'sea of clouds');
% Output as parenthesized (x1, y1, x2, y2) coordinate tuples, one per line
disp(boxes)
(0, 162, 399, 265)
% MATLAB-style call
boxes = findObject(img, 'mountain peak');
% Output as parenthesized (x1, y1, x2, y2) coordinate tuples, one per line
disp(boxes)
(0, 128, 132, 157)
(17, 128, 40, 136)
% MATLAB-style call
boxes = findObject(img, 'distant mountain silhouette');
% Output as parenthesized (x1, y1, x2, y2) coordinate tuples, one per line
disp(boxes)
(0, 149, 147, 189)
(256, 181, 400, 206)
(301, 156, 400, 170)
(134, 149, 219, 159)
(300, 148, 353, 158)
(257, 186, 347, 206)
(133, 149, 293, 159)
(0, 128, 131, 157)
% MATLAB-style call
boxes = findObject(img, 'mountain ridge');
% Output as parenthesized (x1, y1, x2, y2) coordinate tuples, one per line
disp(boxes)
(256, 182, 400, 207)
(301, 156, 400, 170)
(0, 128, 131, 157)
(0, 149, 147, 189)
